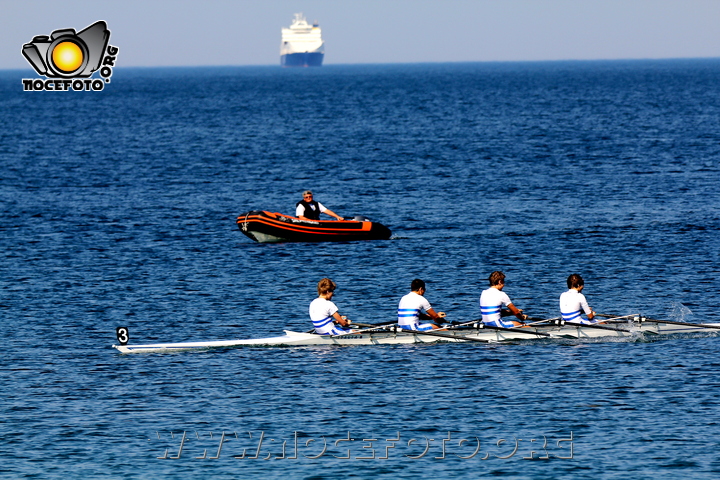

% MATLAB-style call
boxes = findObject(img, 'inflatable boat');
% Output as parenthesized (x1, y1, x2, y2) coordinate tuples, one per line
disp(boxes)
(236, 211, 392, 243)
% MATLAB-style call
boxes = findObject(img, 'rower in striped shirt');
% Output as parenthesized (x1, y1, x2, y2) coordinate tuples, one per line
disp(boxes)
(559, 273, 596, 324)
(309, 278, 353, 335)
(397, 279, 446, 331)
(479, 271, 528, 328)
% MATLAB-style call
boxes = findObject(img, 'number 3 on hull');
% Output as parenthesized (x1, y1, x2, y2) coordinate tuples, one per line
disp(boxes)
(116, 326, 129, 345)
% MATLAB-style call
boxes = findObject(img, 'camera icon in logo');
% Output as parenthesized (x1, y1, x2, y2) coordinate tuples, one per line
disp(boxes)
(22, 21, 109, 78)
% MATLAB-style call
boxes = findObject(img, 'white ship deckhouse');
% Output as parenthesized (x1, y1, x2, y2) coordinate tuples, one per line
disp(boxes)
(280, 13, 324, 67)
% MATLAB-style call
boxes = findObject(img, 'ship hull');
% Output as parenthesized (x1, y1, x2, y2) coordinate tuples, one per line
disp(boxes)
(281, 52, 324, 67)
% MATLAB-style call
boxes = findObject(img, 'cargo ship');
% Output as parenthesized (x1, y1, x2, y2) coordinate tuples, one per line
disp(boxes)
(280, 13, 324, 67)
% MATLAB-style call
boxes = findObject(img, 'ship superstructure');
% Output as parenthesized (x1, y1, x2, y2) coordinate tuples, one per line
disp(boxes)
(280, 13, 324, 67)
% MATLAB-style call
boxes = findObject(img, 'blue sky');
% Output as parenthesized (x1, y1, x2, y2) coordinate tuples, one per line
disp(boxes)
(3, 0, 719, 69)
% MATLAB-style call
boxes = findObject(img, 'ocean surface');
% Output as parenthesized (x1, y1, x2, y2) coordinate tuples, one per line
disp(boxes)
(1, 60, 719, 479)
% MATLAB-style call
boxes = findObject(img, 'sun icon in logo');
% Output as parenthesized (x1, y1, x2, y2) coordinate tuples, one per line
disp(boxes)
(51, 41, 85, 73)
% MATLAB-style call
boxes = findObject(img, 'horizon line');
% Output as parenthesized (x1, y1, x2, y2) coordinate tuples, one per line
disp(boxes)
(3, 56, 720, 73)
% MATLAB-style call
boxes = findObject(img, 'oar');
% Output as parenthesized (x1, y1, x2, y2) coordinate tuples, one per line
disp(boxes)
(521, 317, 563, 327)
(447, 318, 561, 338)
(361, 319, 558, 339)
(352, 320, 491, 343)
(595, 313, 644, 322)
(643, 317, 720, 330)
(351, 320, 404, 328)
(560, 322, 633, 333)
(451, 320, 559, 338)
(449, 319, 483, 328)
(304, 318, 393, 334)
(451, 317, 559, 329)
(526, 314, 639, 333)
(332, 324, 395, 335)
(392, 327, 491, 343)
(502, 316, 633, 334)
(600, 314, 720, 331)
(483, 324, 558, 337)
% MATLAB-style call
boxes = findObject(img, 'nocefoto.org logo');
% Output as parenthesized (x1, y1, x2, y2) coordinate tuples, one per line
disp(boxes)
(21, 20, 119, 92)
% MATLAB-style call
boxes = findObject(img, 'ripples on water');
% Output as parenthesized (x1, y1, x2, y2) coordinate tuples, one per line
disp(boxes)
(1, 60, 719, 478)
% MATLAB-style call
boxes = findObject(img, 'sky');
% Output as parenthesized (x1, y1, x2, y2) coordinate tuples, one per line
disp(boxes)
(3, 0, 719, 70)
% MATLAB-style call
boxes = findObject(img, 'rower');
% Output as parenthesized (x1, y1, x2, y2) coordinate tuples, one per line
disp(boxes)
(560, 274, 596, 324)
(479, 271, 528, 327)
(397, 279, 446, 331)
(309, 278, 353, 335)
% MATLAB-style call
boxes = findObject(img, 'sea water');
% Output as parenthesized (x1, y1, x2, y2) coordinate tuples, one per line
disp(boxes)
(1, 60, 719, 479)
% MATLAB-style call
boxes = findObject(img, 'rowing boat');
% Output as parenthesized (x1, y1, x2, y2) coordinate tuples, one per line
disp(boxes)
(112, 316, 720, 354)
(237, 210, 392, 243)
